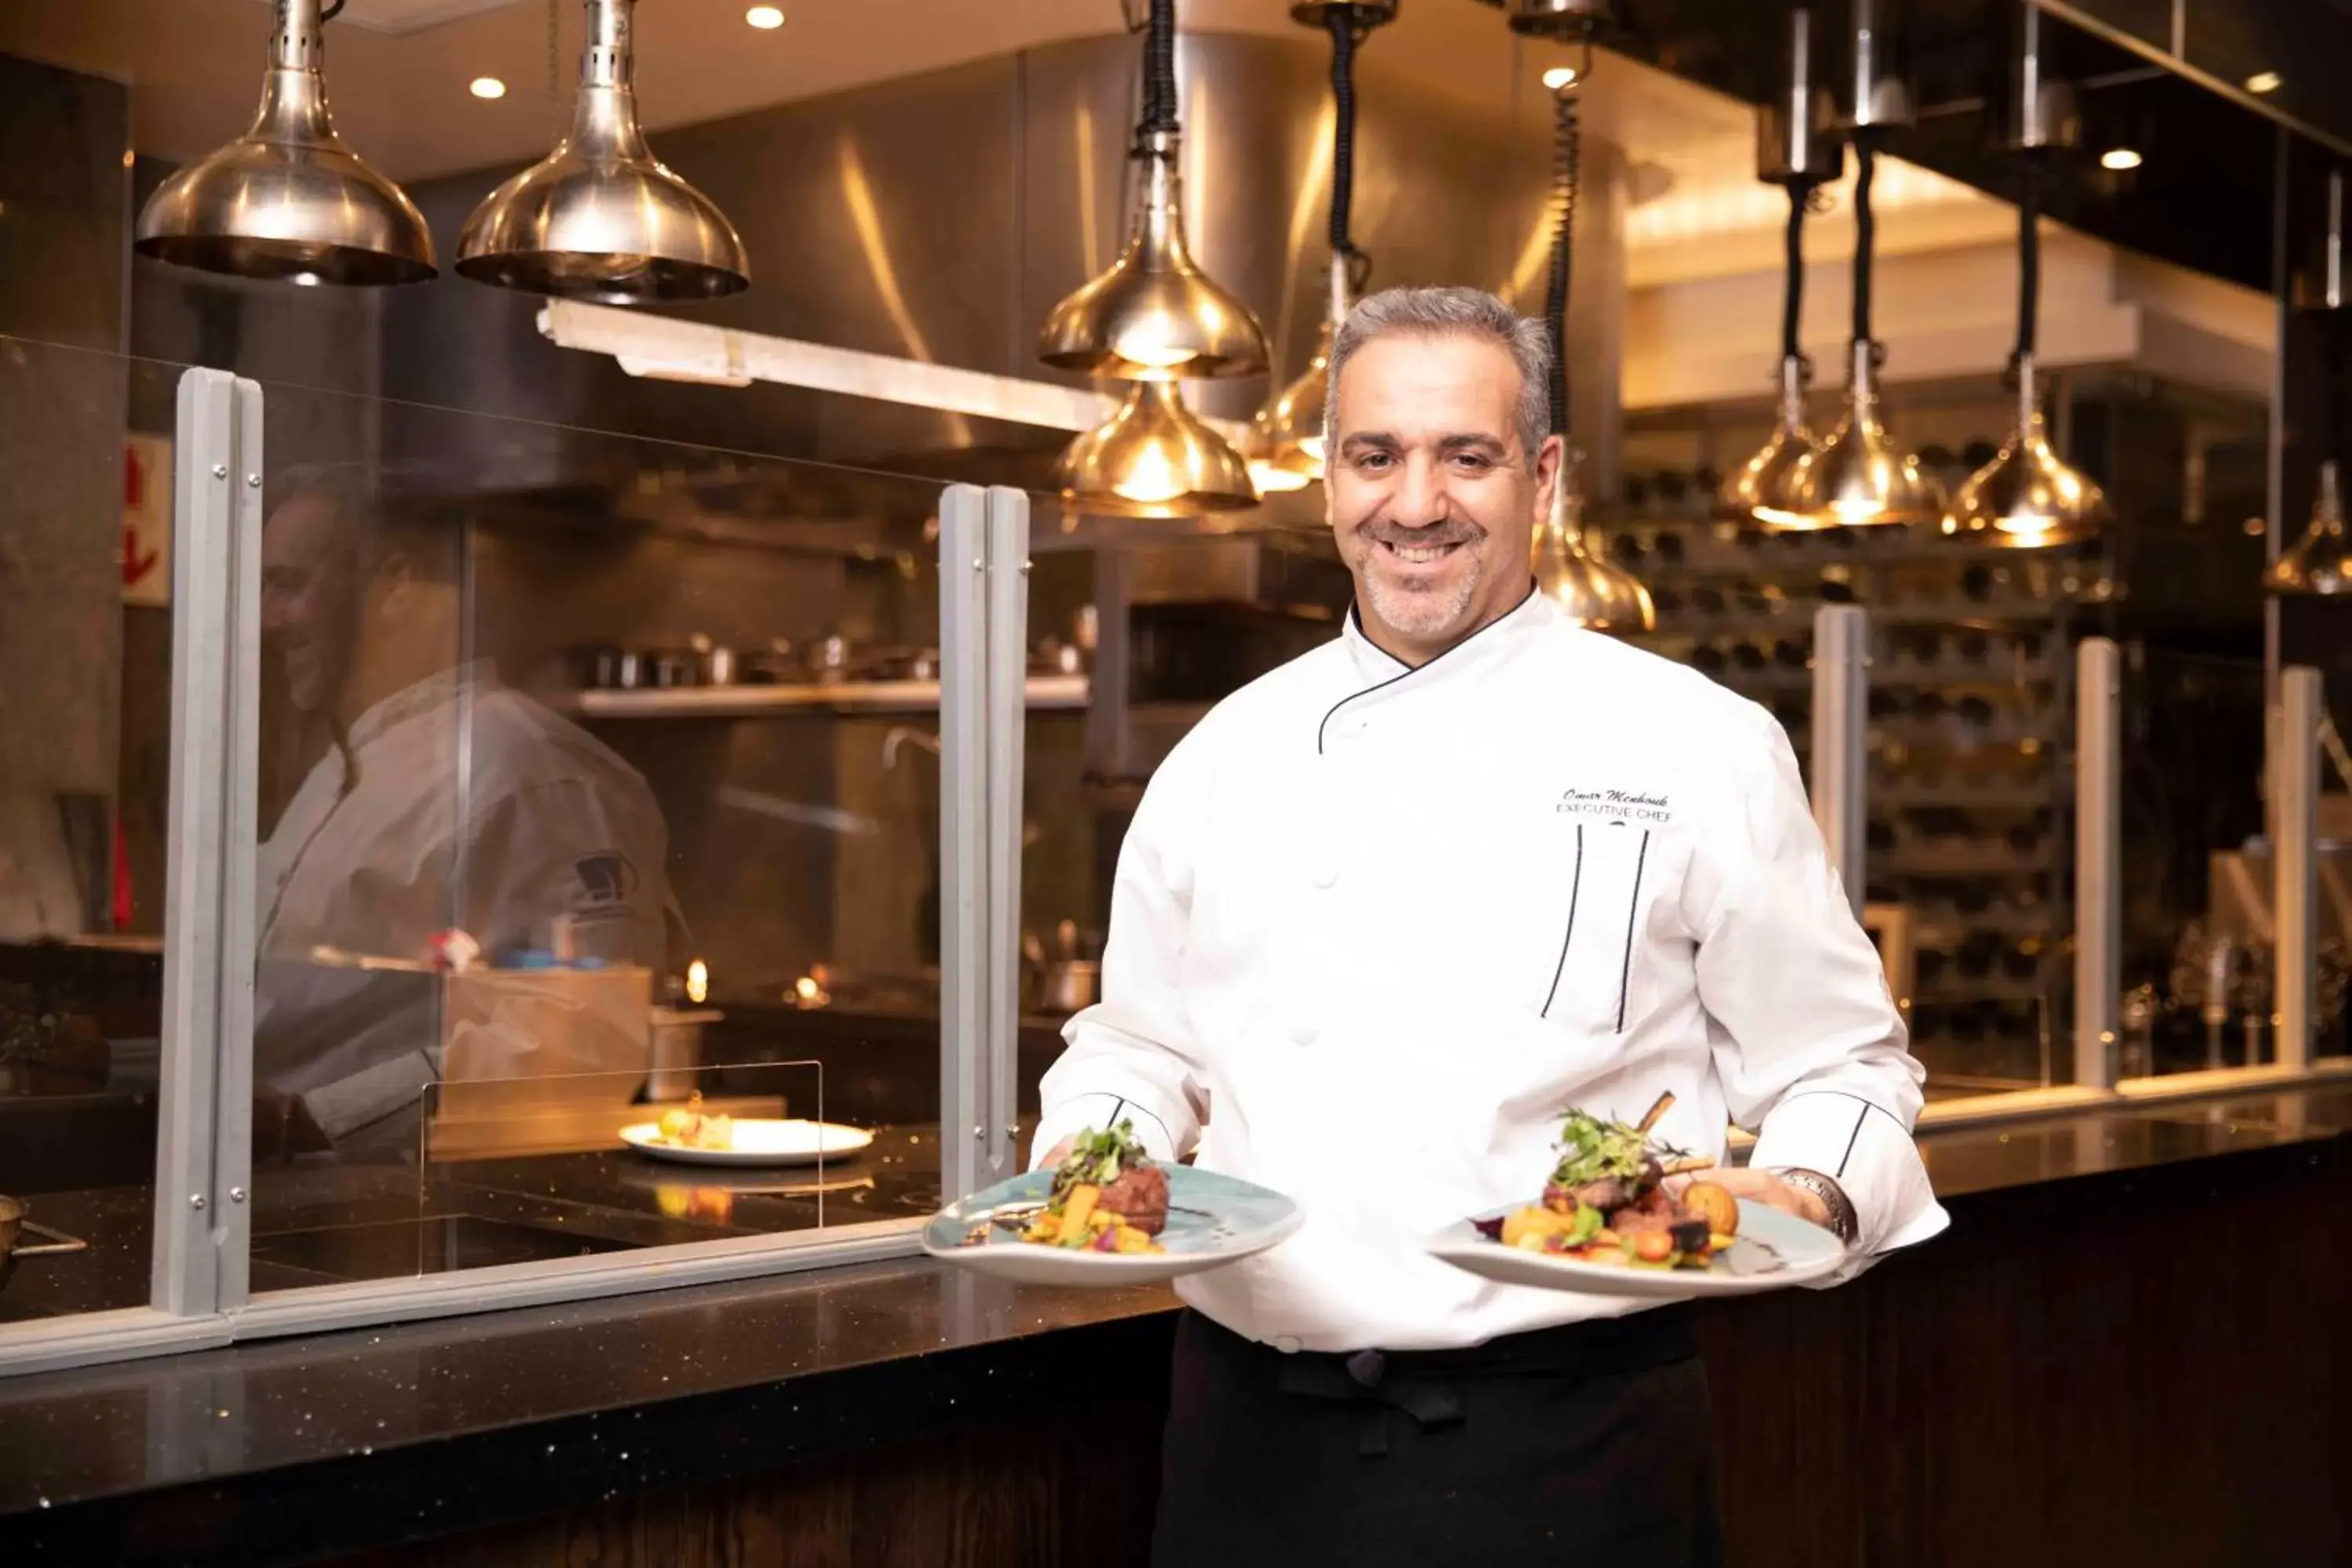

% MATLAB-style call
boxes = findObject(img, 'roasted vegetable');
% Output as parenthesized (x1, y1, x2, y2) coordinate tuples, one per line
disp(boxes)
(1681, 1181, 1738, 1238)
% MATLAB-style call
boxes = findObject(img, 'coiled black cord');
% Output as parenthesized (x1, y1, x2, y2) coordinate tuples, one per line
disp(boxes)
(1142, 0, 1179, 136)
(1852, 134, 1878, 348)
(321, 0, 347, 20)
(1545, 87, 1581, 437)
(1781, 179, 1813, 365)
(1327, 11, 1359, 260)
(2014, 156, 2040, 366)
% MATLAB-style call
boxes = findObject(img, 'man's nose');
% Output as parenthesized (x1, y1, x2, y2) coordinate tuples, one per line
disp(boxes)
(1392, 452, 1450, 528)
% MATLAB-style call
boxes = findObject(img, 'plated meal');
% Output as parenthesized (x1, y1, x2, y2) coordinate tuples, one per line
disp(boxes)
(1428, 1094, 1846, 1299)
(1018, 1121, 1169, 1254)
(619, 1095, 876, 1168)
(1490, 1098, 1740, 1271)
(922, 1127, 1301, 1287)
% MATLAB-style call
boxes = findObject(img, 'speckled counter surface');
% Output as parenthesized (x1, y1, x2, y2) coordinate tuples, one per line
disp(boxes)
(1, 1092, 2347, 1566)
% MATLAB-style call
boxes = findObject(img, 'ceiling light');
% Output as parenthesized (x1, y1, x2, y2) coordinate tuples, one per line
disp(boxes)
(459, 0, 750, 302)
(1541, 65, 1578, 89)
(1248, 2, 1395, 492)
(470, 76, 507, 99)
(2100, 147, 2143, 171)
(746, 5, 785, 27)
(2267, 462, 2352, 593)
(1058, 381, 1258, 517)
(2247, 71, 2283, 95)
(1722, 7, 1837, 525)
(1530, 79, 1652, 630)
(1037, 0, 1268, 380)
(135, 0, 436, 286)
(1950, 10, 2106, 550)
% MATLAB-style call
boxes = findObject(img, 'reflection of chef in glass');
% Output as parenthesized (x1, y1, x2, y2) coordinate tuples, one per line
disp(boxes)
(252, 468, 678, 1157)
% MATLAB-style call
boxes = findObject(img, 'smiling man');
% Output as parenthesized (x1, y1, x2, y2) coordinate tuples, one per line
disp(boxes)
(1032, 286, 1947, 1564)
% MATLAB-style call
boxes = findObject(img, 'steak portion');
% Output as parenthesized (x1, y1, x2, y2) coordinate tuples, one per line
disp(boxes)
(1096, 1163, 1170, 1236)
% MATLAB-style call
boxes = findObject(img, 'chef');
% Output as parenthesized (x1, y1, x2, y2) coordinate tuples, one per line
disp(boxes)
(252, 470, 679, 1159)
(1032, 286, 1947, 1563)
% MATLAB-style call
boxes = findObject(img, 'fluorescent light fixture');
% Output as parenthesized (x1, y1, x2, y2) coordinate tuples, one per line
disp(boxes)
(2100, 147, 2143, 171)
(746, 5, 783, 27)
(469, 75, 506, 99)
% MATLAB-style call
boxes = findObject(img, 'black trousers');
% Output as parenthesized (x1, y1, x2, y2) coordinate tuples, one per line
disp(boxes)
(1152, 1308, 1726, 1567)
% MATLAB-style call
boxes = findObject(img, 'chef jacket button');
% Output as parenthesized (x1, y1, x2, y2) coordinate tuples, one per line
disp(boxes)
(1311, 866, 1340, 890)
(1274, 1335, 1303, 1354)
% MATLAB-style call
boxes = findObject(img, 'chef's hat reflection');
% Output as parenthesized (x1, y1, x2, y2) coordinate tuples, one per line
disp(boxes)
(252, 465, 683, 1162)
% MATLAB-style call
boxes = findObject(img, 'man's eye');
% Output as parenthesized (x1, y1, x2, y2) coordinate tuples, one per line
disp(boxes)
(1355, 452, 1395, 473)
(1451, 453, 1493, 471)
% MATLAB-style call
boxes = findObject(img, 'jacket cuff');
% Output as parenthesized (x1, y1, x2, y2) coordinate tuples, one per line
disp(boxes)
(1751, 1091, 1951, 1271)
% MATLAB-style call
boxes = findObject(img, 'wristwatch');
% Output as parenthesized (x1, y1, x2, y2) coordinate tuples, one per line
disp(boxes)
(1772, 1167, 1859, 1245)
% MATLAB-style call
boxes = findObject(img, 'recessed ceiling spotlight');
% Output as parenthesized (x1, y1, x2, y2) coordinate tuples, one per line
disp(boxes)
(746, 5, 784, 27)
(2100, 147, 2143, 171)
(2246, 71, 2283, 95)
(470, 76, 507, 100)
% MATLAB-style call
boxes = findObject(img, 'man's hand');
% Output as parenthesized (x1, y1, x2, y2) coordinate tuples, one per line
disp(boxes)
(1035, 1135, 1076, 1172)
(1664, 1166, 1831, 1231)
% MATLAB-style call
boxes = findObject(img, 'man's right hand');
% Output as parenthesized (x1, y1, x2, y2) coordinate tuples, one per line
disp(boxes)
(1035, 1135, 1075, 1172)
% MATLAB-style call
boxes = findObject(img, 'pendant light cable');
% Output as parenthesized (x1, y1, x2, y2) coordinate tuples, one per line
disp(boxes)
(1545, 85, 1581, 438)
(321, 0, 346, 20)
(1781, 180, 1817, 367)
(1141, 0, 1178, 140)
(1851, 134, 1878, 353)
(1327, 11, 1363, 275)
(2013, 157, 2039, 373)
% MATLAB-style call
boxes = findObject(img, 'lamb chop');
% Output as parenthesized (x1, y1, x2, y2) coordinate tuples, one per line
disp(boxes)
(1050, 1120, 1168, 1236)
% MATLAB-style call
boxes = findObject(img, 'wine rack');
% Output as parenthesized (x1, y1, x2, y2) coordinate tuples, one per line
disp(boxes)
(1594, 488, 2111, 1090)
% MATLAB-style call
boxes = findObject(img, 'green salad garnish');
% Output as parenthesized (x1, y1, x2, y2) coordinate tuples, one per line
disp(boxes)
(1050, 1120, 1149, 1201)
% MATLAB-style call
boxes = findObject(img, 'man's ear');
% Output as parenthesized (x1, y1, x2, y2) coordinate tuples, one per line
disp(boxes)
(1533, 433, 1563, 517)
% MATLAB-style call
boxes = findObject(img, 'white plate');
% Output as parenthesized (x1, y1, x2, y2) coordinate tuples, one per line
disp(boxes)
(922, 1165, 1302, 1287)
(619, 1119, 874, 1167)
(1428, 1198, 1846, 1298)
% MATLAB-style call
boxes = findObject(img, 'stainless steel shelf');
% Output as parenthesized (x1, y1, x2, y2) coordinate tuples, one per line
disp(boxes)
(559, 673, 1091, 719)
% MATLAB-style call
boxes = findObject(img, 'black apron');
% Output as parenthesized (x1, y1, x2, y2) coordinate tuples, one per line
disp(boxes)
(1152, 1306, 1726, 1567)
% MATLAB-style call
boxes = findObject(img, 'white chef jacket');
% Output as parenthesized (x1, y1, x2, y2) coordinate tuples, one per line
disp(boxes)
(1033, 586, 1947, 1352)
(255, 662, 677, 1143)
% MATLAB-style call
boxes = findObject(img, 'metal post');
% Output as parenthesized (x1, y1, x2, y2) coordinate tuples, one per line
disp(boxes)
(1809, 604, 1869, 917)
(981, 487, 1032, 1183)
(151, 369, 254, 1317)
(2074, 637, 2122, 1089)
(2276, 665, 2322, 1070)
(937, 485, 990, 1204)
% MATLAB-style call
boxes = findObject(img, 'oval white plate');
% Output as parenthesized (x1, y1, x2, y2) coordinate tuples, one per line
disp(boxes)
(923, 1165, 1301, 1287)
(1428, 1198, 1845, 1298)
(619, 1119, 874, 1167)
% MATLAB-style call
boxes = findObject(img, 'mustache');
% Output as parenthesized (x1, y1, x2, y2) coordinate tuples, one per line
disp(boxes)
(1355, 517, 1487, 549)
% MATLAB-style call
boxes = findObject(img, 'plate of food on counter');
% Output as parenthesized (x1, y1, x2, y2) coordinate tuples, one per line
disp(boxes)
(620, 1094, 875, 1168)
(1428, 1094, 1845, 1298)
(922, 1120, 1301, 1286)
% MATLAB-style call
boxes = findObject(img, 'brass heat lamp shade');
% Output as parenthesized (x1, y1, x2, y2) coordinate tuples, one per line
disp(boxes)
(1534, 451, 1654, 632)
(1947, 361, 2108, 548)
(1057, 380, 1260, 519)
(135, 0, 436, 286)
(2267, 460, 2352, 595)
(1720, 354, 1817, 526)
(1038, 129, 1269, 381)
(1781, 340, 1941, 529)
(459, 0, 749, 303)
(1247, 258, 1348, 495)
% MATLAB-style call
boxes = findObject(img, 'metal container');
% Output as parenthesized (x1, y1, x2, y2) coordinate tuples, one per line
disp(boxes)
(1038, 960, 1100, 1014)
(691, 635, 739, 686)
(645, 649, 696, 689)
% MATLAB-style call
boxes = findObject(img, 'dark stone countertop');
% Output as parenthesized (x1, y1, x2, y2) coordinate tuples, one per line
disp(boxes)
(1, 1087, 2348, 1564)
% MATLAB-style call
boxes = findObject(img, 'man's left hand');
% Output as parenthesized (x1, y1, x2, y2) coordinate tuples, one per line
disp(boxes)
(1663, 1166, 1831, 1231)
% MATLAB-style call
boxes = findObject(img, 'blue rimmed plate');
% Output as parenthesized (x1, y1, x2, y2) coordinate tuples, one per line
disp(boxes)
(1428, 1198, 1846, 1298)
(923, 1165, 1302, 1286)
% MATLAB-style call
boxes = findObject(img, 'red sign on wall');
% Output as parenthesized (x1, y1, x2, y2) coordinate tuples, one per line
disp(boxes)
(123, 434, 172, 608)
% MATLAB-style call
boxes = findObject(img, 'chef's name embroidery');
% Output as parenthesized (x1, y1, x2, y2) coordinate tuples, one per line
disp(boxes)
(1555, 787, 1673, 824)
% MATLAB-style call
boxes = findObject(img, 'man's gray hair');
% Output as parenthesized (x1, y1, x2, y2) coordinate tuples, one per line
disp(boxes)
(1322, 285, 1553, 470)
